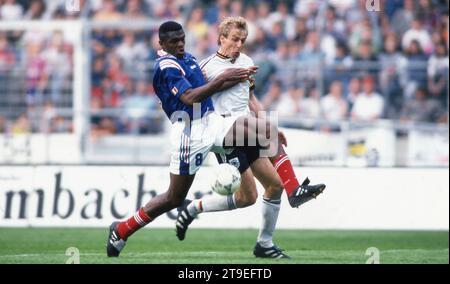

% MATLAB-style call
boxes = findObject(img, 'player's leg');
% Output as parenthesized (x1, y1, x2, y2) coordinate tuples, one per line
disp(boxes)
(225, 116, 279, 157)
(142, 174, 195, 218)
(179, 167, 255, 216)
(176, 149, 258, 241)
(225, 114, 325, 207)
(176, 113, 266, 222)
(107, 119, 201, 257)
(249, 156, 289, 259)
(270, 131, 326, 208)
(269, 142, 299, 196)
(107, 174, 195, 257)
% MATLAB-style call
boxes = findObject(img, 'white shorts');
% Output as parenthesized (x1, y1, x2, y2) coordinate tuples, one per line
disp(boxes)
(169, 112, 240, 175)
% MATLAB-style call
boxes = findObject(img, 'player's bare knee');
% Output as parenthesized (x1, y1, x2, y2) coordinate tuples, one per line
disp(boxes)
(248, 191, 258, 205)
(265, 179, 283, 199)
(241, 190, 257, 207)
(235, 186, 257, 208)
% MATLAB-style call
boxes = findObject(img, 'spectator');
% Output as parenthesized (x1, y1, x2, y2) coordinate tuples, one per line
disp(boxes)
(391, 0, 416, 36)
(94, 0, 123, 21)
(294, 0, 320, 18)
(243, 5, 257, 44)
(23, 0, 45, 20)
(229, 0, 243, 17)
(300, 87, 321, 120)
(38, 100, 56, 133)
(320, 81, 348, 121)
(261, 79, 283, 111)
(153, 0, 181, 19)
(204, 0, 229, 24)
(403, 40, 429, 99)
(0, 115, 7, 133)
(269, 41, 294, 87)
(402, 18, 433, 55)
(352, 40, 379, 77)
(298, 32, 324, 86)
(51, 115, 72, 133)
(11, 114, 31, 134)
(256, 1, 273, 34)
(186, 6, 209, 41)
(25, 42, 47, 106)
(124, 0, 147, 19)
(119, 81, 161, 134)
(0, 33, 15, 96)
(276, 85, 304, 117)
(349, 17, 381, 57)
(299, 31, 324, 64)
(400, 87, 444, 123)
(0, 33, 15, 69)
(428, 43, 449, 104)
(267, 21, 288, 50)
(267, 1, 296, 40)
(115, 31, 149, 76)
(351, 76, 384, 121)
(104, 54, 128, 107)
(346, 77, 361, 110)
(326, 41, 353, 85)
(0, 0, 23, 20)
(90, 97, 116, 140)
(379, 32, 406, 118)
(92, 57, 106, 89)
(293, 17, 308, 44)
(148, 33, 161, 60)
(41, 31, 72, 105)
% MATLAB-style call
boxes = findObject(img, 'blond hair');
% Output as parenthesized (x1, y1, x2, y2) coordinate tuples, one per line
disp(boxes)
(217, 16, 248, 45)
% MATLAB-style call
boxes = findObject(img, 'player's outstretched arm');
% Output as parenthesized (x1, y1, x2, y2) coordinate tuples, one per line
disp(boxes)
(216, 66, 259, 92)
(180, 67, 257, 106)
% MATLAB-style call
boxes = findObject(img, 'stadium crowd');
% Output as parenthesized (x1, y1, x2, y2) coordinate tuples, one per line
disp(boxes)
(0, 0, 448, 135)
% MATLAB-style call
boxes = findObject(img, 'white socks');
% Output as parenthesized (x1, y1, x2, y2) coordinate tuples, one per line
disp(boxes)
(257, 198, 281, 248)
(186, 193, 237, 217)
(186, 194, 281, 249)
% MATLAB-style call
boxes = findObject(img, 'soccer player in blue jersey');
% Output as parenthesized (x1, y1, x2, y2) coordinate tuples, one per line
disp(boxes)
(106, 21, 272, 257)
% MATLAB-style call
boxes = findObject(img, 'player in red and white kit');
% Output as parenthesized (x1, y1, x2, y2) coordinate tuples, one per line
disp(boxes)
(176, 17, 325, 259)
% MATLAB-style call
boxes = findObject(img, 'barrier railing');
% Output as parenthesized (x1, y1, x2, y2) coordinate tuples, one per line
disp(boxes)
(0, 109, 447, 167)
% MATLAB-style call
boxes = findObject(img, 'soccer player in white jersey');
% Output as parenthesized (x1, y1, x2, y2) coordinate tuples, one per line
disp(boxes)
(176, 17, 326, 259)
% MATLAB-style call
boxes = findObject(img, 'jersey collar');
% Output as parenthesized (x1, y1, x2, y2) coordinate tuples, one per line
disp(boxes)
(157, 49, 177, 59)
(216, 51, 239, 64)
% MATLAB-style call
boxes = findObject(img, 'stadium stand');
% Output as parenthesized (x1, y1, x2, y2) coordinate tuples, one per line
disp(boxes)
(0, 0, 448, 165)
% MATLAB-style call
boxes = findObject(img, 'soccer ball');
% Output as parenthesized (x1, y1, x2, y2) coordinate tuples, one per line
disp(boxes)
(211, 163, 241, 195)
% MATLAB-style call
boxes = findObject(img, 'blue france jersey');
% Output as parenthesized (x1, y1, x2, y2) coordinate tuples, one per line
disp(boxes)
(152, 52, 214, 121)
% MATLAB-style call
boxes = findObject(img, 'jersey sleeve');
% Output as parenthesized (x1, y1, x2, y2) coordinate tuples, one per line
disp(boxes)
(199, 56, 215, 82)
(160, 63, 192, 99)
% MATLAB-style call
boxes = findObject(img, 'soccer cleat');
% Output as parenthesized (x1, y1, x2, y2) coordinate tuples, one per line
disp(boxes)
(106, 221, 126, 257)
(253, 243, 291, 259)
(288, 177, 326, 208)
(175, 200, 194, 241)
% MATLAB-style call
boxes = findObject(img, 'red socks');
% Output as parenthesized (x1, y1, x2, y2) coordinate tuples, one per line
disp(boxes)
(272, 154, 300, 197)
(117, 207, 152, 240)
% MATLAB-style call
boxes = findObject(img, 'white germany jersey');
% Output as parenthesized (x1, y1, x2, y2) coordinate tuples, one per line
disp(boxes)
(200, 52, 254, 116)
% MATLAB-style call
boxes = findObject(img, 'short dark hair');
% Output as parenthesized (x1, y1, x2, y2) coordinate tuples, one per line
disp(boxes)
(159, 21, 183, 41)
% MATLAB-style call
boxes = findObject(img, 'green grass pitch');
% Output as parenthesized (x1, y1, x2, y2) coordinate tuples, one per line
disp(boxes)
(0, 228, 447, 264)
